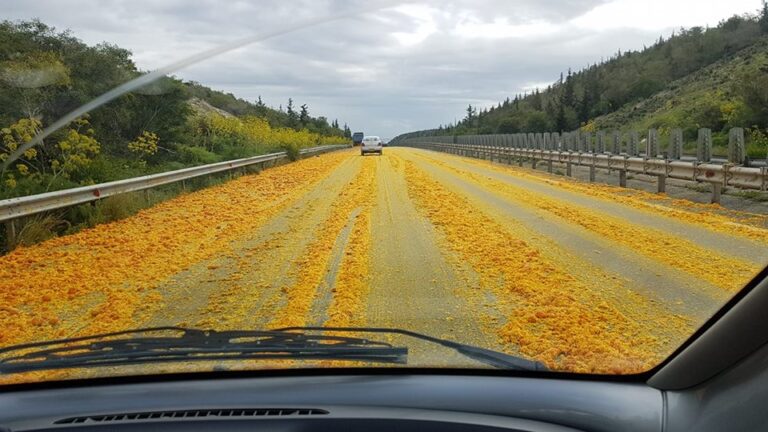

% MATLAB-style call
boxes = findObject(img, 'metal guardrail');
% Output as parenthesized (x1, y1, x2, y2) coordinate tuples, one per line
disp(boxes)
(404, 141, 768, 203)
(0, 144, 347, 223)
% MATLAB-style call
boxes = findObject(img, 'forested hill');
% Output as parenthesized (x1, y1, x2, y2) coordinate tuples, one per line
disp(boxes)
(401, 9, 768, 156)
(0, 20, 351, 200)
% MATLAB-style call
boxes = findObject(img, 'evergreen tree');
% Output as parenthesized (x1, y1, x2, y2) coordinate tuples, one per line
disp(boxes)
(299, 103, 309, 125)
(286, 98, 298, 127)
(563, 69, 575, 108)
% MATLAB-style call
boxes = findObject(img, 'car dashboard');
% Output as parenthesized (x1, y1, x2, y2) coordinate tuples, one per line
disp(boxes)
(0, 373, 659, 432)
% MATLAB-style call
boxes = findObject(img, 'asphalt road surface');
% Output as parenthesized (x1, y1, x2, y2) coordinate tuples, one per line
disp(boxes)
(3, 147, 767, 379)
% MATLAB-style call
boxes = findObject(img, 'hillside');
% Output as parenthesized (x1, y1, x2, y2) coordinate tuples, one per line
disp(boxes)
(0, 19, 351, 201)
(590, 38, 768, 134)
(401, 11, 768, 158)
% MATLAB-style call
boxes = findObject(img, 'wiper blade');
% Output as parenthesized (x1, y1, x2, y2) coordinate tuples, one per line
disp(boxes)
(0, 327, 407, 374)
(275, 326, 548, 371)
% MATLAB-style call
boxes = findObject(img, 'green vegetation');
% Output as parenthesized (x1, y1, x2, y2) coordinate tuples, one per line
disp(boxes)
(402, 9, 768, 159)
(0, 19, 350, 200)
(0, 19, 351, 251)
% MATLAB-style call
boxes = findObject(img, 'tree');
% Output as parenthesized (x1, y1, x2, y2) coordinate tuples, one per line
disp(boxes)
(299, 104, 309, 125)
(465, 104, 477, 123)
(0, 51, 71, 119)
(761, 1, 768, 33)
(286, 98, 297, 127)
(563, 69, 575, 108)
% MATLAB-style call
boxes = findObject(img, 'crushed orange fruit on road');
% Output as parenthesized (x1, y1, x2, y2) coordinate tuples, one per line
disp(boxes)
(1, 147, 766, 382)
(0, 151, 350, 347)
(399, 156, 686, 373)
(414, 153, 762, 292)
(448, 152, 768, 240)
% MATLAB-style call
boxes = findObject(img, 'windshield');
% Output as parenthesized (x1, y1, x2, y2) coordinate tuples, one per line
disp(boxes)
(1, 1, 767, 385)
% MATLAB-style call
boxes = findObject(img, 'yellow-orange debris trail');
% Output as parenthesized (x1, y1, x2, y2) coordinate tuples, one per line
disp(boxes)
(397, 154, 681, 373)
(0, 152, 350, 347)
(2, 147, 766, 384)
(407, 152, 760, 292)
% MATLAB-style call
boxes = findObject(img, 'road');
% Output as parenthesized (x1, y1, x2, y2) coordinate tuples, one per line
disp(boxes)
(2, 147, 767, 377)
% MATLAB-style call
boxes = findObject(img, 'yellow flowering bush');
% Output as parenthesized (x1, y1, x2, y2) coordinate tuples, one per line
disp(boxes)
(128, 131, 159, 158)
(50, 117, 100, 180)
(196, 114, 345, 155)
(1, 118, 43, 189)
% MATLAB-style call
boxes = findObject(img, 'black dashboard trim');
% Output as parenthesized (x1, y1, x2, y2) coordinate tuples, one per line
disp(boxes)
(0, 365, 648, 393)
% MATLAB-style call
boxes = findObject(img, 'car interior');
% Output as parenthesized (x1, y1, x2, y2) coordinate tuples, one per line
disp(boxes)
(1, 267, 765, 432)
(2, 2, 768, 431)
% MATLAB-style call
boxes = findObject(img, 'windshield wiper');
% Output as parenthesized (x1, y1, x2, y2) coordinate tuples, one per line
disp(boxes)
(275, 327, 548, 371)
(0, 327, 407, 374)
(0, 326, 547, 375)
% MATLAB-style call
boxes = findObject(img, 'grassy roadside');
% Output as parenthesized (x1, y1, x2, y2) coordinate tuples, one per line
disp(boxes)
(0, 150, 317, 254)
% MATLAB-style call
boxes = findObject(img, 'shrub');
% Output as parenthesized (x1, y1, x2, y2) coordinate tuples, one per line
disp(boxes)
(177, 145, 221, 165)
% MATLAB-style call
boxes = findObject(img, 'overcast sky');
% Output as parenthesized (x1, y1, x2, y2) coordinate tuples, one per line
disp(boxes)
(6, 0, 764, 139)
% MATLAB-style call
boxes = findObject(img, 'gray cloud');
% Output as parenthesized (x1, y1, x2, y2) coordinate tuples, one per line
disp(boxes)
(3, 0, 760, 139)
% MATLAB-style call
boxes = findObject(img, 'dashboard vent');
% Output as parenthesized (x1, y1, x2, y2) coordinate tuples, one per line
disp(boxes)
(54, 408, 329, 424)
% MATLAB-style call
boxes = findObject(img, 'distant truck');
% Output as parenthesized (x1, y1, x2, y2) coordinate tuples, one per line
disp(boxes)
(352, 132, 364, 146)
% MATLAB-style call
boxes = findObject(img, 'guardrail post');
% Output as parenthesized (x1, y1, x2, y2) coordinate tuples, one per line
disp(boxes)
(646, 129, 659, 158)
(566, 160, 572, 177)
(697, 128, 712, 162)
(728, 127, 745, 165)
(619, 169, 627, 187)
(670, 129, 683, 160)
(657, 175, 667, 193)
(4, 219, 16, 251)
(589, 164, 596, 182)
(711, 182, 722, 204)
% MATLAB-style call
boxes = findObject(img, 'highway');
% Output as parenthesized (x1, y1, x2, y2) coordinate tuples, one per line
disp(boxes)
(1, 147, 767, 376)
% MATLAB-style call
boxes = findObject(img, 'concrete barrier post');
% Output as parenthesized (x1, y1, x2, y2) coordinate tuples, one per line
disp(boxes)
(646, 129, 659, 158)
(611, 130, 621, 154)
(596, 131, 606, 153)
(697, 128, 712, 162)
(582, 132, 593, 153)
(628, 131, 640, 157)
(670, 129, 683, 160)
(729, 127, 745, 165)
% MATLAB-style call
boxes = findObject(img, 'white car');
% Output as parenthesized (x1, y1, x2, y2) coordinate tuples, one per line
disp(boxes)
(361, 136, 383, 155)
